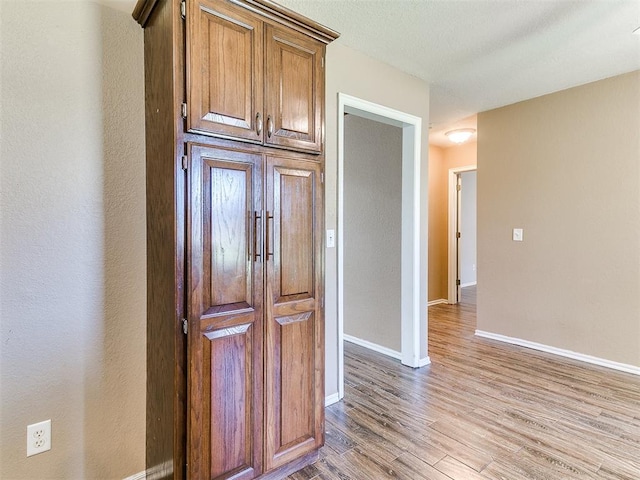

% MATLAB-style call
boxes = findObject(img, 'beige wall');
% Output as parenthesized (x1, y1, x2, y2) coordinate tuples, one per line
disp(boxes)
(344, 115, 402, 352)
(478, 71, 640, 368)
(324, 43, 430, 395)
(0, 2, 146, 478)
(428, 142, 477, 301)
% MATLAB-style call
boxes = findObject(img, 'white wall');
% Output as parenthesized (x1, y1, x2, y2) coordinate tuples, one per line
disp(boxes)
(460, 171, 477, 286)
(344, 115, 402, 352)
(0, 2, 146, 477)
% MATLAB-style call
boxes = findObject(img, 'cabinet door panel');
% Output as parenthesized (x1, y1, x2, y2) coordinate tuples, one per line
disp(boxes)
(265, 25, 323, 153)
(188, 144, 263, 480)
(187, 0, 263, 141)
(264, 156, 324, 470)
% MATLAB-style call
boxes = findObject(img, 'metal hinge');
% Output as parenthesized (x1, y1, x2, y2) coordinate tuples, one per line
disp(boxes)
(321, 57, 324, 68)
(320, 172, 324, 184)
(180, 1, 186, 19)
(181, 103, 187, 119)
(456, 231, 461, 239)
(181, 155, 188, 170)
(456, 184, 461, 191)
(456, 279, 461, 286)
(182, 319, 188, 335)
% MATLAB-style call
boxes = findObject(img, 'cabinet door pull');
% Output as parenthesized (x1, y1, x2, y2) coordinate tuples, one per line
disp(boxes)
(267, 115, 273, 138)
(266, 211, 274, 259)
(253, 210, 262, 261)
(256, 112, 263, 136)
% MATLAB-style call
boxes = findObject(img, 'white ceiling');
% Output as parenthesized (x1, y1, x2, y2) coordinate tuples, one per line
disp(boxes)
(119, 0, 640, 146)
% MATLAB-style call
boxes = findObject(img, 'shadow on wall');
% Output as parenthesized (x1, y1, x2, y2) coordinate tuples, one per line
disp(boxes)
(84, 5, 147, 477)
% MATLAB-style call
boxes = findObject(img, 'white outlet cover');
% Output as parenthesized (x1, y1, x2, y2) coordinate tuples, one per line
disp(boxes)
(27, 419, 51, 457)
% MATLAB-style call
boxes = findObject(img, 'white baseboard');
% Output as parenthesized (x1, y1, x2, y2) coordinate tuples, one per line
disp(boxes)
(475, 330, 640, 376)
(123, 461, 174, 480)
(344, 334, 402, 360)
(417, 356, 431, 367)
(461, 281, 477, 288)
(427, 298, 448, 306)
(123, 471, 146, 480)
(325, 392, 340, 406)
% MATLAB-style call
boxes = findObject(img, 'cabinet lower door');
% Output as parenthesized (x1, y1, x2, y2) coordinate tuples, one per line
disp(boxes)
(264, 155, 324, 470)
(187, 144, 264, 480)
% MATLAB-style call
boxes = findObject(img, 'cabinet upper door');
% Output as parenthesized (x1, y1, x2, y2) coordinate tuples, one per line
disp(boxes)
(187, 0, 264, 142)
(265, 24, 324, 153)
(187, 144, 264, 480)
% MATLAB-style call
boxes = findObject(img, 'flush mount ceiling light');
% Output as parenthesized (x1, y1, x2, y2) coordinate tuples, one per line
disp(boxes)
(634, 26, 640, 35)
(445, 128, 476, 144)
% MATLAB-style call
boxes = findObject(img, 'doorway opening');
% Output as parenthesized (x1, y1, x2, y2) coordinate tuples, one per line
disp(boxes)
(337, 93, 429, 401)
(447, 166, 477, 304)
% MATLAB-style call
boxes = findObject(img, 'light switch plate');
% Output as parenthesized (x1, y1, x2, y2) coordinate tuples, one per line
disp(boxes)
(326, 229, 335, 248)
(512, 228, 523, 242)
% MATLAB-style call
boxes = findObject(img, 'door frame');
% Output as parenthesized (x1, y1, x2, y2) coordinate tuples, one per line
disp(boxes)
(447, 165, 477, 304)
(337, 93, 429, 400)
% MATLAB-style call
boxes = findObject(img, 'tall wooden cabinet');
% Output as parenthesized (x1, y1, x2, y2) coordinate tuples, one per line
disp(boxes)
(132, 1, 338, 479)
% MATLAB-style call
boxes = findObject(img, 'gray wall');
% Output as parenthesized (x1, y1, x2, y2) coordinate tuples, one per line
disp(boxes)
(344, 115, 402, 352)
(478, 71, 640, 368)
(1, 2, 146, 478)
(460, 171, 477, 286)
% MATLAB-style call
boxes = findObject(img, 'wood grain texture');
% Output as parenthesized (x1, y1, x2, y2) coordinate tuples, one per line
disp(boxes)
(137, 0, 334, 476)
(188, 144, 264, 479)
(265, 24, 323, 153)
(141, 0, 186, 478)
(187, 0, 264, 141)
(288, 286, 640, 479)
(265, 156, 324, 471)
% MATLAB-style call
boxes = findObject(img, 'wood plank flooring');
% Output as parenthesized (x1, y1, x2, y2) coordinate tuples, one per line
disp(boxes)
(288, 287, 640, 479)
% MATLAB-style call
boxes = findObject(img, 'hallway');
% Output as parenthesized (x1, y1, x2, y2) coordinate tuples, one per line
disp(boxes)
(289, 286, 640, 479)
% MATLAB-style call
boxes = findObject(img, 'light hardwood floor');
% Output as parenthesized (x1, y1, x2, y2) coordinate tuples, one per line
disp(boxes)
(289, 287, 640, 479)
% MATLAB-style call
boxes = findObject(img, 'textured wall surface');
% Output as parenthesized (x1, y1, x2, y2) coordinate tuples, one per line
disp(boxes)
(0, 2, 146, 477)
(478, 71, 640, 367)
(344, 115, 402, 352)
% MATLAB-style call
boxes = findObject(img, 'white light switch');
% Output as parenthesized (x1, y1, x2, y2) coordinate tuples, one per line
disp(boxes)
(326, 229, 335, 248)
(512, 228, 523, 242)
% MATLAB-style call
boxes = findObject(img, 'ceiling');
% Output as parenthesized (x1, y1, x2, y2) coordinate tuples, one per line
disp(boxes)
(118, 0, 640, 146)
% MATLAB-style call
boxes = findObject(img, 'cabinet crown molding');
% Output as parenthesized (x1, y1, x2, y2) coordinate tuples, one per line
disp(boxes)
(132, 0, 340, 44)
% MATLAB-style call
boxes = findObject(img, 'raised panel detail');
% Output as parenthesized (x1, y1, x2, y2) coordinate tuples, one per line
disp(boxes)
(280, 47, 312, 135)
(275, 167, 314, 299)
(208, 164, 251, 308)
(205, 324, 254, 479)
(279, 314, 314, 447)
(188, 0, 263, 140)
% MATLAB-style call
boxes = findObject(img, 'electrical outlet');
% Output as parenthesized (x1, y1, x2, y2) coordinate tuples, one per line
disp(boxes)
(27, 420, 51, 457)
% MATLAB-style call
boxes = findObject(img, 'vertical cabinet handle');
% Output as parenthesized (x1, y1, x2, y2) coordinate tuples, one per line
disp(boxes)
(267, 115, 273, 138)
(256, 112, 263, 136)
(253, 210, 262, 261)
(266, 211, 274, 259)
